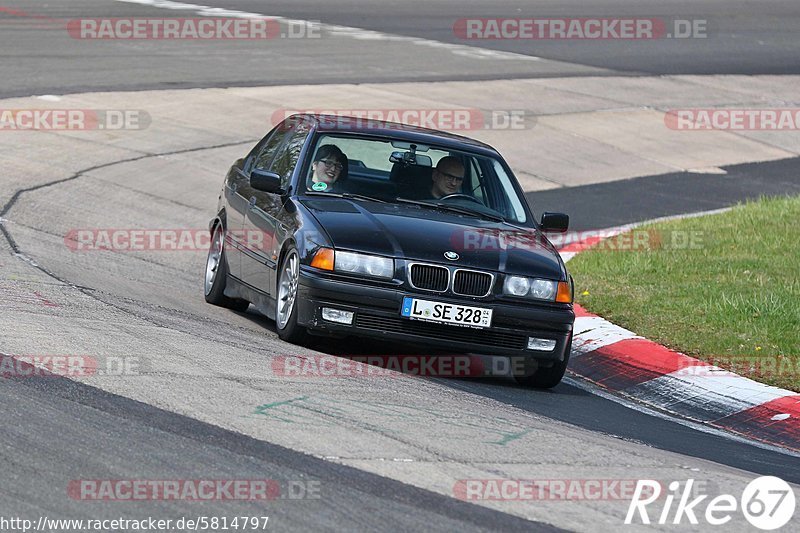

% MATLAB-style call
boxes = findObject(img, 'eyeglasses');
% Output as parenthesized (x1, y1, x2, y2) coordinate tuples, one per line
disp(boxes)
(318, 159, 344, 171)
(438, 170, 464, 183)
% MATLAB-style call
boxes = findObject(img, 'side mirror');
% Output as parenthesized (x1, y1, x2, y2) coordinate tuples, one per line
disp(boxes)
(250, 168, 283, 194)
(540, 212, 569, 233)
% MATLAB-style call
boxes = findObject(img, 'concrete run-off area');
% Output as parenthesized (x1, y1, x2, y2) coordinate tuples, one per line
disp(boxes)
(2, 74, 800, 530)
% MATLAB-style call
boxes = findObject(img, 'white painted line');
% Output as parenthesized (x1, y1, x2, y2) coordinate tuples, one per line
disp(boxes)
(563, 374, 800, 458)
(625, 370, 796, 421)
(115, 0, 541, 62)
(687, 166, 727, 175)
(572, 316, 639, 356)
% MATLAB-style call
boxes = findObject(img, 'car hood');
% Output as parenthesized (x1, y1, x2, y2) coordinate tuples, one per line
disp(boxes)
(300, 197, 566, 280)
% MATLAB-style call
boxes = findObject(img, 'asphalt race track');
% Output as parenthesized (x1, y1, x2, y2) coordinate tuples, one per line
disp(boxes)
(3, 0, 800, 97)
(2, 1, 800, 532)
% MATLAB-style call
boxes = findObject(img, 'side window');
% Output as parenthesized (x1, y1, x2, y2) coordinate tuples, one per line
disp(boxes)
(253, 122, 293, 171)
(272, 122, 311, 188)
(491, 159, 527, 223)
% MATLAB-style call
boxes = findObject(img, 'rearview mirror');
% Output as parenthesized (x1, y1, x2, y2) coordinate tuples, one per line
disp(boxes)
(390, 150, 415, 164)
(391, 141, 429, 151)
(540, 212, 569, 233)
(389, 151, 432, 166)
(250, 168, 282, 194)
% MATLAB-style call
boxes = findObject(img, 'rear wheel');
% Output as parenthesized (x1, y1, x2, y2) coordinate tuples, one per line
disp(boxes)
(275, 247, 308, 344)
(204, 224, 249, 312)
(513, 337, 571, 389)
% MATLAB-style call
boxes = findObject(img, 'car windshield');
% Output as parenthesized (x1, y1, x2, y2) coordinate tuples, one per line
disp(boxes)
(302, 134, 529, 224)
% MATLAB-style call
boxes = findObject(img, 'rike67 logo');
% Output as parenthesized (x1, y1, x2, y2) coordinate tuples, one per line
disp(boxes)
(626, 476, 795, 529)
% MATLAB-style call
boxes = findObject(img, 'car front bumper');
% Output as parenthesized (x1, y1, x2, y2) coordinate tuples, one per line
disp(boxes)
(296, 268, 574, 362)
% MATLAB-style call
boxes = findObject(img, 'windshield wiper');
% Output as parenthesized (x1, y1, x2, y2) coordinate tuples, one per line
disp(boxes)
(305, 191, 388, 203)
(395, 197, 506, 223)
(395, 197, 439, 209)
(435, 203, 506, 223)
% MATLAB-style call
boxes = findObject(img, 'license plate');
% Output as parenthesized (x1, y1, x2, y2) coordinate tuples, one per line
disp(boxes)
(401, 297, 492, 328)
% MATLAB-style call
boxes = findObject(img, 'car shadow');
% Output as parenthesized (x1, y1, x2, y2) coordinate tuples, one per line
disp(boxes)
(314, 333, 585, 398)
(233, 305, 584, 397)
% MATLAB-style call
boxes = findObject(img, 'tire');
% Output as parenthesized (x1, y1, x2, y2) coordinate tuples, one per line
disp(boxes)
(275, 247, 308, 344)
(204, 224, 250, 312)
(513, 336, 571, 389)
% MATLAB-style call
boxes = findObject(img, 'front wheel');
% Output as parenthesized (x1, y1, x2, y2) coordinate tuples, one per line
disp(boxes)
(513, 337, 571, 389)
(275, 247, 308, 344)
(204, 224, 249, 312)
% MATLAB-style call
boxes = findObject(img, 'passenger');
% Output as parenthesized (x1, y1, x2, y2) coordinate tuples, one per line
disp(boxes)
(430, 156, 465, 199)
(309, 144, 348, 193)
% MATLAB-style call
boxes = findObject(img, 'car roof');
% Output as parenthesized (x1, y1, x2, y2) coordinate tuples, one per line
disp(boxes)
(294, 113, 501, 157)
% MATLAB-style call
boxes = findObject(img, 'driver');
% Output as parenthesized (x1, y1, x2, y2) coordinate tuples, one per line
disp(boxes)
(430, 156, 465, 199)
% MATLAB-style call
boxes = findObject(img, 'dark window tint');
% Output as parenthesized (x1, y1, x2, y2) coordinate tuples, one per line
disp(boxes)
(253, 122, 294, 171)
(272, 122, 311, 188)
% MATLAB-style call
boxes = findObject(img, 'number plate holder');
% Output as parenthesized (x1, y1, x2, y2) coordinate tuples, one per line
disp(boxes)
(401, 297, 492, 329)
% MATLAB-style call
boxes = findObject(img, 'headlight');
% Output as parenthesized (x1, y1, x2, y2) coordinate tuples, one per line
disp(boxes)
(503, 276, 557, 301)
(504, 276, 530, 296)
(335, 251, 394, 279)
(335, 251, 360, 272)
(530, 278, 557, 300)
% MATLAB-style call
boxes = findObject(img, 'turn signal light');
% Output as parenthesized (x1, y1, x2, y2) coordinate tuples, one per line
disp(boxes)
(556, 281, 573, 303)
(310, 247, 334, 271)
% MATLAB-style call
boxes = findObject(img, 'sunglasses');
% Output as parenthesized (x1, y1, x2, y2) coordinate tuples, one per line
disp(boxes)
(318, 159, 344, 171)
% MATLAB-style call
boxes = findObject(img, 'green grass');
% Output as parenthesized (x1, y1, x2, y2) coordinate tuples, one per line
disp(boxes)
(568, 195, 800, 392)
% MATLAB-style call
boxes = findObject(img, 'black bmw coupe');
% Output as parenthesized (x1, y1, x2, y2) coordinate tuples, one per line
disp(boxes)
(205, 114, 575, 387)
